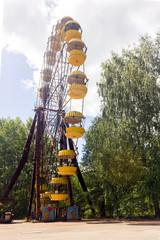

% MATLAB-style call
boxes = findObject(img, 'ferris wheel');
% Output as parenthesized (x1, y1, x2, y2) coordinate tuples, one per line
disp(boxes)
(0, 16, 94, 222)
(34, 16, 89, 220)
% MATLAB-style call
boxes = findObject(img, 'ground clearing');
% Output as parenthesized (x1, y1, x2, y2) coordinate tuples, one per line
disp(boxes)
(0, 219, 160, 240)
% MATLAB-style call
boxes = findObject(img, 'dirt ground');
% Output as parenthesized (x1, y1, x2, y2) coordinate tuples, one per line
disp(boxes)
(0, 219, 160, 240)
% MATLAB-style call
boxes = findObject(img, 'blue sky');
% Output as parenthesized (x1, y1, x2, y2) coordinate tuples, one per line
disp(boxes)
(1, 48, 36, 121)
(1, 0, 160, 159)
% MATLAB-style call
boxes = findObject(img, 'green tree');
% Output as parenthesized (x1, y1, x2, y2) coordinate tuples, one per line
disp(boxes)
(98, 33, 160, 217)
(0, 117, 33, 218)
(82, 33, 160, 218)
(82, 118, 144, 218)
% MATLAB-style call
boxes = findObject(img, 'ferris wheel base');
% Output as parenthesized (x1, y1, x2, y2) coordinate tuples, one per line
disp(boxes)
(42, 206, 79, 222)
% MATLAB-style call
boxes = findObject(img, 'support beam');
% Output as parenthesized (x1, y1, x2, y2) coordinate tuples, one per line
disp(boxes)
(27, 160, 36, 218)
(67, 137, 95, 213)
(34, 107, 46, 219)
(35, 109, 43, 219)
(67, 176, 74, 206)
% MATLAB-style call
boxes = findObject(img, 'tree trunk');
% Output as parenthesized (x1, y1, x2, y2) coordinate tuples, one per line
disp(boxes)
(152, 195, 160, 218)
(99, 197, 106, 218)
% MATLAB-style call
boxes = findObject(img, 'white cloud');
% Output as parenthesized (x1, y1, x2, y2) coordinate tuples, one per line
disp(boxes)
(21, 70, 40, 90)
(21, 78, 36, 89)
(2, 0, 160, 117)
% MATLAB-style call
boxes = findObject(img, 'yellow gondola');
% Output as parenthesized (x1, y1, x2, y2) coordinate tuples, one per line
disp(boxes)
(42, 68, 52, 82)
(39, 86, 44, 99)
(51, 34, 61, 52)
(57, 149, 76, 159)
(68, 84, 88, 99)
(61, 16, 73, 26)
(59, 17, 74, 41)
(50, 177, 68, 184)
(65, 20, 81, 32)
(58, 166, 77, 175)
(64, 111, 84, 124)
(67, 38, 85, 52)
(34, 184, 48, 192)
(65, 30, 81, 43)
(67, 71, 86, 85)
(65, 126, 85, 139)
(50, 193, 68, 201)
(68, 49, 86, 66)
(46, 51, 56, 65)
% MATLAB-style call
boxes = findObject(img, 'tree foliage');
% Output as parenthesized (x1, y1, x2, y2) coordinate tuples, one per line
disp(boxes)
(0, 117, 33, 218)
(81, 33, 160, 218)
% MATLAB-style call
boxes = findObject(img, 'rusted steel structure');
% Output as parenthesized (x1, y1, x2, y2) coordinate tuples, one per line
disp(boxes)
(0, 16, 94, 221)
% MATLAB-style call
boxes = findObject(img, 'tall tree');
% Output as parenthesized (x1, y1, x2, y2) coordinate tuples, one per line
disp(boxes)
(98, 33, 160, 217)
(82, 33, 160, 218)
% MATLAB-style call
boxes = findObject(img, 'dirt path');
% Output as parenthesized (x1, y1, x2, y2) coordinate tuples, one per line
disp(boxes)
(0, 219, 160, 240)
